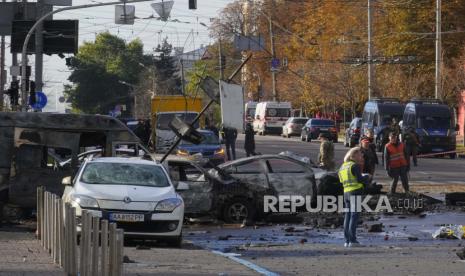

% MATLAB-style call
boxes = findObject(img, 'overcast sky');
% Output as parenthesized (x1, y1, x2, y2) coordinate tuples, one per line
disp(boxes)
(3, 0, 233, 112)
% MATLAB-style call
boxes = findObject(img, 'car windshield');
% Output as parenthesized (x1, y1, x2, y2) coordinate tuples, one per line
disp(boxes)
(81, 162, 169, 187)
(418, 116, 451, 129)
(292, 119, 308, 124)
(311, 120, 335, 126)
(266, 108, 291, 117)
(156, 113, 198, 130)
(181, 132, 219, 145)
(247, 108, 256, 117)
(380, 115, 401, 126)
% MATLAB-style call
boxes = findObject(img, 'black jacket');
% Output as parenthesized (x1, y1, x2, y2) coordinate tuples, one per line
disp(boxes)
(244, 127, 255, 151)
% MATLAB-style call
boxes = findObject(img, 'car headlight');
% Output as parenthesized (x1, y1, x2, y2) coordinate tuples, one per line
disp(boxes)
(155, 198, 182, 212)
(71, 194, 99, 208)
(177, 149, 189, 156)
(214, 148, 225, 155)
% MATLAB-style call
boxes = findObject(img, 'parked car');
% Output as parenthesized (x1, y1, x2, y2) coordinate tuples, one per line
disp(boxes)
(344, 117, 362, 147)
(301, 119, 338, 142)
(282, 117, 309, 138)
(165, 154, 317, 223)
(62, 157, 184, 246)
(176, 130, 225, 166)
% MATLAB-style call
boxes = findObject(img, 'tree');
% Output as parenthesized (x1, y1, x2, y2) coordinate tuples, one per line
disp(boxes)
(64, 32, 149, 115)
(152, 38, 181, 95)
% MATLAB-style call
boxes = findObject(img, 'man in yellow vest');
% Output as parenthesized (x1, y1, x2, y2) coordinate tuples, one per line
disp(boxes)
(384, 132, 410, 194)
(338, 147, 371, 248)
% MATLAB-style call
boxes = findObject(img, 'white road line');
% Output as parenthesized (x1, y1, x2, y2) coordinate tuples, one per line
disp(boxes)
(212, 250, 280, 276)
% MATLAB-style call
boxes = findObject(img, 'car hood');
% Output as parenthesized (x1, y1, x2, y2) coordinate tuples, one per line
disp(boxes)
(75, 183, 175, 201)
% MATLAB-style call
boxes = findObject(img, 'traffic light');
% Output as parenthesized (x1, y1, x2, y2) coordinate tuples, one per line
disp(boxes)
(189, 0, 197, 10)
(29, 80, 36, 105)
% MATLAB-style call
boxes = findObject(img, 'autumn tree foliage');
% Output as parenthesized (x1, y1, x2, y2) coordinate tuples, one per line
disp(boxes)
(201, 0, 465, 119)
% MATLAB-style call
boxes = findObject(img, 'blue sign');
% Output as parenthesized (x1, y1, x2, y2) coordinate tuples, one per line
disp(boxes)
(271, 58, 280, 71)
(29, 91, 47, 109)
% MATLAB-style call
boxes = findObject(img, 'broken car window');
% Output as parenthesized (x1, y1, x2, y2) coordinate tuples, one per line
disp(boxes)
(267, 159, 307, 173)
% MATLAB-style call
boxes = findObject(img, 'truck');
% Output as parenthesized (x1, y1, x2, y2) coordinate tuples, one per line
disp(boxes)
(151, 95, 203, 152)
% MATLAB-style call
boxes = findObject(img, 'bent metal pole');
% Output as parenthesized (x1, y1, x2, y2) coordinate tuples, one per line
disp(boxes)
(20, 0, 155, 111)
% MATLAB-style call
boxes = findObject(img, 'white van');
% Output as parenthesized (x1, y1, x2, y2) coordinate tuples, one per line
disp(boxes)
(253, 101, 292, 135)
(244, 101, 258, 126)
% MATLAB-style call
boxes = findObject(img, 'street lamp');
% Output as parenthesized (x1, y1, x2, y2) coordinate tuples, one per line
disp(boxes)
(20, 0, 156, 111)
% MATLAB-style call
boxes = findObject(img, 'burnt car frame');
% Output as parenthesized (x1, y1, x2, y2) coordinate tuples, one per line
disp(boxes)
(165, 154, 317, 223)
(0, 112, 148, 210)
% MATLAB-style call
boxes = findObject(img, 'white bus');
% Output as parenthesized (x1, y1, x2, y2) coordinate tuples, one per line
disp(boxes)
(253, 101, 292, 135)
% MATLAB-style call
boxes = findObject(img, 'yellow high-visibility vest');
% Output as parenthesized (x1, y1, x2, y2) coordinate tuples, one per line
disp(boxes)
(338, 161, 364, 193)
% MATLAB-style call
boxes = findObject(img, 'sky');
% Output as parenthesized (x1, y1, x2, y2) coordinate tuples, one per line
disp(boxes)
(3, 0, 234, 112)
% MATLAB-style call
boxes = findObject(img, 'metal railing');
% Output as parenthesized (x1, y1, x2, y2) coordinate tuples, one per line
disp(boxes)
(37, 187, 124, 276)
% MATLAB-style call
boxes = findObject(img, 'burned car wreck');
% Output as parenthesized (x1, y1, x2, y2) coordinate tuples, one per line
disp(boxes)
(165, 154, 318, 223)
(0, 112, 147, 213)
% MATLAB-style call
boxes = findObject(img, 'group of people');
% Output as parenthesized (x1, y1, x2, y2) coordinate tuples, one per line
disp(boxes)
(337, 126, 419, 248)
(216, 123, 256, 161)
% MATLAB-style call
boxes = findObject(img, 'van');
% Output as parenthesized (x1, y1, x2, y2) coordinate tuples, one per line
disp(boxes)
(0, 112, 148, 209)
(253, 101, 292, 135)
(361, 98, 405, 151)
(402, 99, 457, 158)
(244, 101, 257, 126)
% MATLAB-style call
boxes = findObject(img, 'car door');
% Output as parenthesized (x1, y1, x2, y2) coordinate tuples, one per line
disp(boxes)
(167, 161, 213, 214)
(222, 159, 270, 190)
(265, 158, 315, 198)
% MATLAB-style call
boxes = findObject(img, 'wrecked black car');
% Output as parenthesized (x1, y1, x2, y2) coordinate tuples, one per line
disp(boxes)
(165, 154, 317, 223)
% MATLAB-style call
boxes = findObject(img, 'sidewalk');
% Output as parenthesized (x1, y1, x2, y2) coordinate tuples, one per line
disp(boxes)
(0, 226, 65, 276)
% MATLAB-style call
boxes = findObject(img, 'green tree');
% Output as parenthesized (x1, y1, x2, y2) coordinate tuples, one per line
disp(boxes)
(152, 38, 181, 95)
(64, 32, 149, 114)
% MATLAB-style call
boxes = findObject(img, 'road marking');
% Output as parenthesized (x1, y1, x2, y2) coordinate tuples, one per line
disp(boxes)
(212, 250, 280, 276)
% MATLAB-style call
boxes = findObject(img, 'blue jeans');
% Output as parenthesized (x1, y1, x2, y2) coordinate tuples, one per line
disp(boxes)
(344, 189, 363, 243)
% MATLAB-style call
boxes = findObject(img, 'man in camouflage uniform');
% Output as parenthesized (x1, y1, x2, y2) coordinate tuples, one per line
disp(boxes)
(403, 126, 420, 166)
(318, 133, 335, 171)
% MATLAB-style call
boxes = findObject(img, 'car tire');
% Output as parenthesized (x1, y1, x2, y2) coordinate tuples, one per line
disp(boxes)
(165, 234, 183, 248)
(223, 198, 256, 224)
(306, 135, 311, 142)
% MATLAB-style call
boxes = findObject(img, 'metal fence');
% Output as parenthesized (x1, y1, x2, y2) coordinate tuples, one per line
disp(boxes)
(37, 187, 124, 276)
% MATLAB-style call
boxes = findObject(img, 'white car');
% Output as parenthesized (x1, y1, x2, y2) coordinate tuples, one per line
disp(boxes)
(62, 157, 185, 246)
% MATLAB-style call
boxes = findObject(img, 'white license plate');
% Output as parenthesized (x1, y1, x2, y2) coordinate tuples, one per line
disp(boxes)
(110, 213, 144, 222)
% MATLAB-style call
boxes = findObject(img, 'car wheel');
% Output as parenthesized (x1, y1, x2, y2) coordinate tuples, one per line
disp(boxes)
(165, 234, 183, 248)
(223, 198, 256, 224)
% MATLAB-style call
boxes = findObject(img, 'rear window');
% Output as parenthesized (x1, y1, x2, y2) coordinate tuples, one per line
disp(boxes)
(292, 118, 308, 124)
(266, 108, 291, 117)
(311, 120, 335, 126)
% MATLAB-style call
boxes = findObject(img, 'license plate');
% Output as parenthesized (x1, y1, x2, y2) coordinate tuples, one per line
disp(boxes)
(320, 128, 328, 131)
(109, 213, 144, 222)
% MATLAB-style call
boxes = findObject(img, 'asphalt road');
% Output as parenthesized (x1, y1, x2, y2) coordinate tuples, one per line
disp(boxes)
(234, 134, 465, 193)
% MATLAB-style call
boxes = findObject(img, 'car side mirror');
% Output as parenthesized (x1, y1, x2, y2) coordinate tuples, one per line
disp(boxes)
(62, 176, 72, 186)
(176, 181, 189, 191)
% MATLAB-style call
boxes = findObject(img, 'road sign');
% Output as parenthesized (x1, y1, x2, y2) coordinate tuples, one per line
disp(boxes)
(271, 58, 280, 71)
(30, 91, 47, 109)
(115, 5, 135, 25)
(151, 1, 174, 21)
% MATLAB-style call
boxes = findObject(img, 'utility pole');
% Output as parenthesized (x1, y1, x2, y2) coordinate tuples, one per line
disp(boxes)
(35, 0, 44, 95)
(218, 38, 224, 80)
(435, 0, 442, 100)
(367, 0, 374, 100)
(180, 58, 185, 95)
(0, 0, 5, 110)
(269, 0, 277, 101)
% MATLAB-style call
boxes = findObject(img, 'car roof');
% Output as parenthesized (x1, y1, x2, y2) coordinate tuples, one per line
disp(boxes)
(218, 154, 310, 168)
(88, 157, 159, 166)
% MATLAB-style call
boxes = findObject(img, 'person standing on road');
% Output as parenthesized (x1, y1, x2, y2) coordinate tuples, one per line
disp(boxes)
(339, 147, 371, 248)
(318, 133, 335, 171)
(244, 123, 256, 157)
(384, 132, 410, 194)
(403, 126, 420, 167)
(360, 138, 378, 175)
(222, 126, 238, 160)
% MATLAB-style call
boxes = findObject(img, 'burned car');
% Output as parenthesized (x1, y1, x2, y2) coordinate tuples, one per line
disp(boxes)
(0, 112, 148, 211)
(165, 154, 317, 223)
